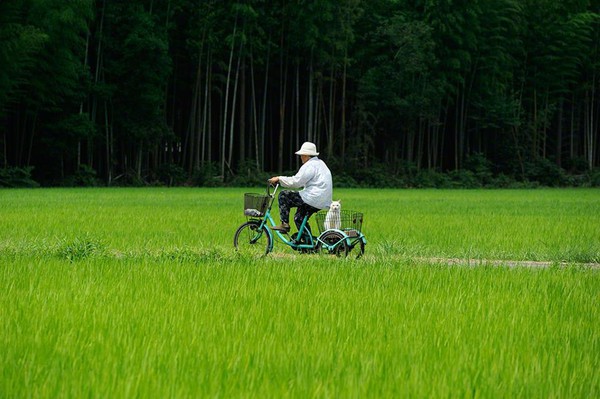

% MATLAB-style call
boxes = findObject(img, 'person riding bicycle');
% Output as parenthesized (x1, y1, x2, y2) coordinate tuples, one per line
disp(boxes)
(268, 142, 332, 234)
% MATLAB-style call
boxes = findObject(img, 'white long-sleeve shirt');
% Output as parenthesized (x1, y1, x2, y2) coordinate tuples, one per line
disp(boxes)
(278, 157, 332, 209)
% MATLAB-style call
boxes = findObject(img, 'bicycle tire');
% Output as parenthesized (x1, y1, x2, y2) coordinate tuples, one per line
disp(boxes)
(233, 221, 272, 256)
(316, 231, 349, 257)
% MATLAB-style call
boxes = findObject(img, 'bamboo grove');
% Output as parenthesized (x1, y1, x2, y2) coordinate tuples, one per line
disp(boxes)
(1, 0, 599, 186)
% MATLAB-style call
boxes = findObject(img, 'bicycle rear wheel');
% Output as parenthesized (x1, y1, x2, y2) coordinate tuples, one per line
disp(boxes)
(316, 231, 349, 257)
(234, 221, 272, 256)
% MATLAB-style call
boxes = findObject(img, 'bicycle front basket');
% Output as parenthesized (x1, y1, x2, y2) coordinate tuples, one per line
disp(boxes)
(244, 193, 270, 217)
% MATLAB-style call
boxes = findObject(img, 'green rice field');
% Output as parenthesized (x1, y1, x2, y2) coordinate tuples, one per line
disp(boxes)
(1, 188, 599, 397)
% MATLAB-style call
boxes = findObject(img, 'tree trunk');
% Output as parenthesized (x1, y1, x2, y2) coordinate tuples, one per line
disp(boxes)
(2, 129, 6, 168)
(542, 90, 549, 159)
(458, 85, 467, 169)
(239, 54, 246, 165)
(327, 50, 336, 159)
(77, 28, 90, 169)
(250, 50, 259, 170)
(592, 80, 600, 168)
(407, 125, 415, 166)
(531, 89, 538, 159)
(105, 101, 112, 185)
(341, 44, 348, 163)
(16, 107, 26, 166)
(260, 35, 271, 172)
(136, 143, 143, 180)
(200, 49, 211, 166)
(586, 72, 596, 170)
(570, 93, 576, 160)
(188, 39, 203, 173)
(227, 36, 243, 173)
(556, 97, 563, 167)
(277, 27, 287, 172)
(439, 99, 449, 170)
(307, 51, 314, 143)
(295, 63, 300, 156)
(26, 111, 38, 167)
(278, 69, 287, 172)
(91, 0, 106, 178)
(454, 89, 460, 170)
(315, 79, 323, 154)
(221, 18, 237, 180)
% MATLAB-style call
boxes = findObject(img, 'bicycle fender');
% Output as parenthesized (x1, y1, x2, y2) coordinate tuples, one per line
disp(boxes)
(264, 226, 275, 252)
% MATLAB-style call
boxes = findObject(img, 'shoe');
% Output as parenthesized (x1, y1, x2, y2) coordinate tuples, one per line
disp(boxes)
(272, 222, 290, 233)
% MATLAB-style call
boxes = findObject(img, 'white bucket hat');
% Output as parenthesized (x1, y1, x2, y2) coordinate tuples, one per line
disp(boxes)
(295, 142, 319, 156)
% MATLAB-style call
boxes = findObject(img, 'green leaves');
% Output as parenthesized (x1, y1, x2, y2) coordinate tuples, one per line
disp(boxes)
(357, 7, 440, 145)
(0, 1, 49, 114)
(0, 0, 599, 184)
(104, 3, 171, 144)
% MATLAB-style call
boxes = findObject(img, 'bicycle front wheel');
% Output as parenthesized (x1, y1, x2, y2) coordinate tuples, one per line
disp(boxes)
(233, 221, 272, 256)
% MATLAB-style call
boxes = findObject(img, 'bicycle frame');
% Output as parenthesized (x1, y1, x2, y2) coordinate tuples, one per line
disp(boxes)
(255, 184, 317, 251)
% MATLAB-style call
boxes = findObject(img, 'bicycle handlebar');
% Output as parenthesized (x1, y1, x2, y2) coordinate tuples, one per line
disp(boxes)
(267, 182, 279, 197)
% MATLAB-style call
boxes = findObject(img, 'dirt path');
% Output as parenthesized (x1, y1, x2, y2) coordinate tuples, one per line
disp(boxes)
(414, 257, 600, 269)
(269, 251, 599, 268)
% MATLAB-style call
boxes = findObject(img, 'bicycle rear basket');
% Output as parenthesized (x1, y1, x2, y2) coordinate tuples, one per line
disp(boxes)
(315, 209, 363, 234)
(244, 193, 270, 217)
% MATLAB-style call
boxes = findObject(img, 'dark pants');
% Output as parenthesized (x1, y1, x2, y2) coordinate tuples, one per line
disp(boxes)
(278, 190, 320, 231)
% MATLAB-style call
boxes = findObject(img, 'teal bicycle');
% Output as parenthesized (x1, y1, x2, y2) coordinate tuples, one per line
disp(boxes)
(233, 183, 367, 257)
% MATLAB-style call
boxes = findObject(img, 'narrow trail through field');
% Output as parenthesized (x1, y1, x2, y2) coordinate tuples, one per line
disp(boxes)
(271, 252, 600, 268)
(413, 257, 600, 269)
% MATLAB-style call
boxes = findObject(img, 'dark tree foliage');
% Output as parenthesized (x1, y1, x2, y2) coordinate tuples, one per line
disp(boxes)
(0, 0, 599, 187)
